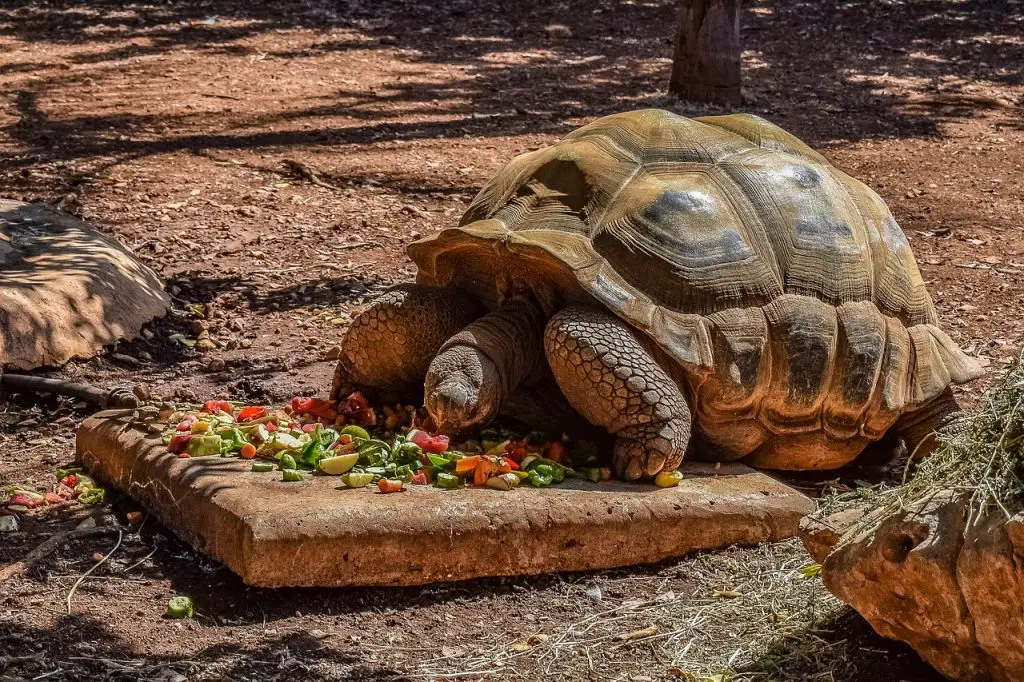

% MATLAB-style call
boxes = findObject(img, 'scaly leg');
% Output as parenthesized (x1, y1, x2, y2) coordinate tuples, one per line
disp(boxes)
(544, 306, 692, 480)
(332, 284, 482, 400)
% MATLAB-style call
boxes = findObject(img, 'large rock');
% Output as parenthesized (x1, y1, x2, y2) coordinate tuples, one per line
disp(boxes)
(803, 492, 1024, 681)
(0, 200, 168, 369)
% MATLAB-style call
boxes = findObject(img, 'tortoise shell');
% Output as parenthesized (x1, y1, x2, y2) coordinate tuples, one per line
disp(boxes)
(409, 109, 981, 468)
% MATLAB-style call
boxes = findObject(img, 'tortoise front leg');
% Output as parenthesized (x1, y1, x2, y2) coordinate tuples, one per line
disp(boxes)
(332, 284, 482, 400)
(891, 387, 961, 460)
(544, 306, 692, 480)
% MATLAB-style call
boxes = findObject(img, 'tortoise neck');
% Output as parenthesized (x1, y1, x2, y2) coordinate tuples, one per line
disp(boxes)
(442, 295, 548, 399)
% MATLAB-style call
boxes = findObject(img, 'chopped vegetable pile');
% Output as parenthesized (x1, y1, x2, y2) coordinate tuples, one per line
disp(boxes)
(3, 468, 106, 513)
(156, 392, 661, 493)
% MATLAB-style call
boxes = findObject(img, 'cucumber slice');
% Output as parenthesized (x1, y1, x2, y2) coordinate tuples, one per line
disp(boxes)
(279, 453, 297, 471)
(251, 462, 275, 472)
(318, 453, 359, 475)
(341, 472, 374, 488)
(340, 425, 371, 441)
(165, 596, 194, 619)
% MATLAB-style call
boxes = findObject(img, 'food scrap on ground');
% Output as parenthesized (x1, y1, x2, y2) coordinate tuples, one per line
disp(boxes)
(156, 392, 632, 492)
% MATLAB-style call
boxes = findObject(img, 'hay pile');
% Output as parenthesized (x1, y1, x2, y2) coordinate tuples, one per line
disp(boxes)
(808, 355, 1024, 682)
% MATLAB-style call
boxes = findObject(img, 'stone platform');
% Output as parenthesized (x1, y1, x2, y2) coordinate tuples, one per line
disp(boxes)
(76, 411, 812, 587)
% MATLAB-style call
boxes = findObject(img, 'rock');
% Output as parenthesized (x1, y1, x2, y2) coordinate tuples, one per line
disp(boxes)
(322, 345, 342, 361)
(206, 357, 227, 372)
(545, 23, 573, 39)
(808, 492, 1024, 681)
(799, 506, 865, 563)
(132, 383, 151, 401)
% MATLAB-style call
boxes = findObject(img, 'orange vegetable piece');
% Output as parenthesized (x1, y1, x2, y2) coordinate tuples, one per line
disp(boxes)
(240, 443, 257, 459)
(377, 478, 404, 494)
(454, 455, 481, 475)
(545, 441, 568, 463)
(473, 456, 508, 486)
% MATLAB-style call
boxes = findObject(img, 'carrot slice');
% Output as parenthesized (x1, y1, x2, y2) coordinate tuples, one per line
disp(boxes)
(454, 455, 481, 475)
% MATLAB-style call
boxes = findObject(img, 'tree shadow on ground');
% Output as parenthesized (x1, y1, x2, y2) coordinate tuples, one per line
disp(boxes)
(0, 615, 404, 681)
(737, 608, 942, 681)
(1, 0, 1020, 197)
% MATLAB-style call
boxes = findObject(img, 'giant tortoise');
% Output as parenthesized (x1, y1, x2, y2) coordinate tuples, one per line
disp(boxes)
(333, 109, 982, 479)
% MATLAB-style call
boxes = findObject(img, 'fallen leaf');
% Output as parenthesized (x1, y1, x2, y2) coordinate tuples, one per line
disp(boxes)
(615, 625, 659, 641)
(712, 589, 742, 599)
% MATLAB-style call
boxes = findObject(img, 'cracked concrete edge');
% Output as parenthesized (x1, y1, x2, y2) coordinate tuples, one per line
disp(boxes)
(77, 413, 813, 587)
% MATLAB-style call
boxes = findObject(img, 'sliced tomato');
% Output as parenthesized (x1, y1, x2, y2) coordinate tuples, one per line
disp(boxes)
(410, 430, 450, 454)
(411, 471, 429, 485)
(503, 440, 529, 463)
(8, 492, 43, 509)
(168, 433, 192, 454)
(291, 397, 339, 422)
(237, 406, 268, 422)
(265, 421, 280, 432)
(202, 400, 235, 415)
(338, 391, 373, 425)
(60, 474, 78, 488)
(302, 423, 318, 433)
(176, 416, 197, 432)
(544, 441, 568, 463)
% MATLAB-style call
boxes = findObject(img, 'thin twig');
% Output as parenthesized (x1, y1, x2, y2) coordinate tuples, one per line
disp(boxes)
(66, 530, 123, 615)
(0, 527, 120, 584)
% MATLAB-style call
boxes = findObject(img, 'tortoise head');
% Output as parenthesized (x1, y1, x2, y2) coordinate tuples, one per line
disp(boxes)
(423, 344, 503, 434)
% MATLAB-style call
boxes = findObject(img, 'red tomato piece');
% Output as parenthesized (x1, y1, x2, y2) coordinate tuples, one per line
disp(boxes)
(202, 400, 234, 415)
(60, 474, 78, 488)
(44, 492, 63, 505)
(237, 406, 268, 422)
(502, 458, 519, 470)
(544, 441, 568, 463)
(168, 434, 192, 454)
(410, 430, 450, 454)
(9, 493, 42, 509)
(176, 416, 197, 432)
(503, 440, 529, 463)
(338, 392, 373, 425)
(411, 471, 429, 485)
(290, 397, 339, 422)
(302, 423, 318, 433)
(265, 421, 279, 432)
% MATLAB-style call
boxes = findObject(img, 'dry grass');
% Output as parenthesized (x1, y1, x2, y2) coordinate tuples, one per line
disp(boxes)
(406, 540, 850, 681)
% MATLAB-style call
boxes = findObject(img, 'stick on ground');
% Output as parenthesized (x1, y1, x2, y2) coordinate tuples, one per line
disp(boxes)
(0, 526, 121, 584)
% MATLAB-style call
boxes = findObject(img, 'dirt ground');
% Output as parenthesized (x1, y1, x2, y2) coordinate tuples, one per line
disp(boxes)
(0, 0, 1022, 679)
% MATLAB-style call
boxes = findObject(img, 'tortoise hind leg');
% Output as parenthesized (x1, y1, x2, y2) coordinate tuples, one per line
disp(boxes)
(332, 284, 482, 401)
(544, 306, 692, 481)
(890, 387, 962, 460)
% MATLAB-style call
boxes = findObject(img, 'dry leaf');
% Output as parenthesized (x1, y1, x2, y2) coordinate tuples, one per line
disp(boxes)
(615, 625, 659, 641)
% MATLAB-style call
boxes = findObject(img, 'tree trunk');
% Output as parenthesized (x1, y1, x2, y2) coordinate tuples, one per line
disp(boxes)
(669, 0, 741, 106)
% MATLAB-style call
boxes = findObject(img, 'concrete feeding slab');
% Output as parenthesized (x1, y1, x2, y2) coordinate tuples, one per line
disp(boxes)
(77, 412, 813, 588)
